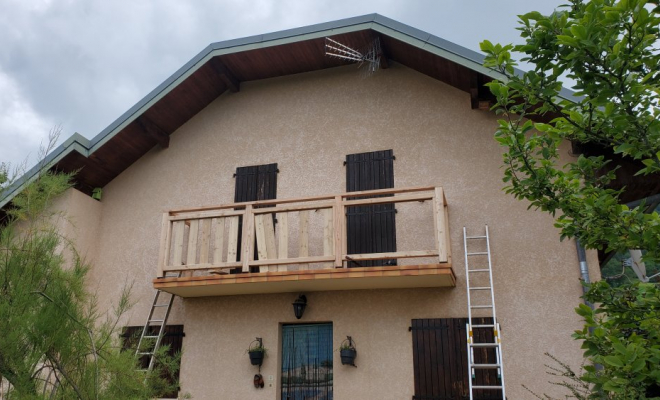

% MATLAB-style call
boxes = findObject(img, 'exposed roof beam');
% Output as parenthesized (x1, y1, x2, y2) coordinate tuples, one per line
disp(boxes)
(137, 116, 169, 148)
(211, 58, 240, 93)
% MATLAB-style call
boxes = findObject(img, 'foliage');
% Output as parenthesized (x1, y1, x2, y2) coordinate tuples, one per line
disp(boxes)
(523, 283, 660, 399)
(0, 132, 180, 399)
(480, 0, 660, 263)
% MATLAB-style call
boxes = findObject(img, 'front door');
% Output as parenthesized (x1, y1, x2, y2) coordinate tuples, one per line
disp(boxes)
(281, 323, 333, 400)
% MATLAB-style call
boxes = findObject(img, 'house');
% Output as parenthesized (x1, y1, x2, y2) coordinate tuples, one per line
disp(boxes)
(0, 14, 602, 399)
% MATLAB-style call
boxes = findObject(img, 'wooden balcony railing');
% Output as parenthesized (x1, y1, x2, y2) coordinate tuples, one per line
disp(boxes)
(157, 186, 450, 276)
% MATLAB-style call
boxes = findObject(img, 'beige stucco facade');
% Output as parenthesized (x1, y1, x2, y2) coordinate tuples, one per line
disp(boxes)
(53, 62, 600, 399)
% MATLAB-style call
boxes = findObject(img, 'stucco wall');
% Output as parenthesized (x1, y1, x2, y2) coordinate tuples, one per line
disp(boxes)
(86, 62, 600, 399)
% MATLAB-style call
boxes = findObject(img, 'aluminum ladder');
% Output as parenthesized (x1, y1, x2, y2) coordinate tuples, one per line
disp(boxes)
(135, 272, 181, 372)
(463, 226, 506, 399)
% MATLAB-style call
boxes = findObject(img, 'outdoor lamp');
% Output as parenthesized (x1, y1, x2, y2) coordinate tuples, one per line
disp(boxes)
(292, 294, 307, 319)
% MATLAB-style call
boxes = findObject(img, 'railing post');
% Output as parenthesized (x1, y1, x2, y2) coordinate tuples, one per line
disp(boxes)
(242, 205, 254, 272)
(433, 187, 449, 263)
(157, 213, 171, 277)
(334, 196, 343, 268)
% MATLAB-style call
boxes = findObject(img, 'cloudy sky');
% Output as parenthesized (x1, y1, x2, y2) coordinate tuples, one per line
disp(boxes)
(0, 0, 563, 170)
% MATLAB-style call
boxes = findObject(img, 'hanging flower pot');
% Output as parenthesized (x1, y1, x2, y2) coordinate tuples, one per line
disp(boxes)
(340, 348, 357, 366)
(247, 338, 266, 366)
(339, 336, 357, 367)
(249, 349, 265, 366)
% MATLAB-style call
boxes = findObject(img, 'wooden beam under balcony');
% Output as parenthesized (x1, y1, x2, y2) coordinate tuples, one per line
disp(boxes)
(153, 263, 455, 298)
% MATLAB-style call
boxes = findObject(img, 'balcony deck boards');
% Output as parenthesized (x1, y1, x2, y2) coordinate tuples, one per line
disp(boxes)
(153, 263, 455, 297)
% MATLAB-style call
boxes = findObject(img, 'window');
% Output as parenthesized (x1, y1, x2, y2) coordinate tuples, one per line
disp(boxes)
(411, 318, 500, 400)
(345, 150, 396, 267)
(121, 325, 184, 399)
(281, 323, 333, 400)
(232, 163, 278, 273)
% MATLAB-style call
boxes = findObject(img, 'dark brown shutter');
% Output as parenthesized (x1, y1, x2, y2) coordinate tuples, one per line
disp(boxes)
(411, 318, 501, 400)
(121, 325, 185, 399)
(345, 150, 396, 267)
(233, 163, 278, 272)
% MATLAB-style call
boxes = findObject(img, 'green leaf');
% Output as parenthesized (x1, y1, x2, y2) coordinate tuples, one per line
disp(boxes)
(604, 355, 624, 367)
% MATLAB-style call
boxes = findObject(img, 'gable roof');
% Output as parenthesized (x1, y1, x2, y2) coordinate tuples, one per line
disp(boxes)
(0, 13, 574, 210)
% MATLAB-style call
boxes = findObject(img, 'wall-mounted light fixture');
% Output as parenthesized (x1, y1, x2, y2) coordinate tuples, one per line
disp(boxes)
(292, 294, 307, 319)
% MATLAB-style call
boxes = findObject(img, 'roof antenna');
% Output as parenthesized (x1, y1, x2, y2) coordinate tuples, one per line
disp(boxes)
(324, 37, 381, 76)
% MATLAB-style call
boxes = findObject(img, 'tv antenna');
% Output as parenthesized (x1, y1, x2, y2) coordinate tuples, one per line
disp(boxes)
(324, 37, 382, 76)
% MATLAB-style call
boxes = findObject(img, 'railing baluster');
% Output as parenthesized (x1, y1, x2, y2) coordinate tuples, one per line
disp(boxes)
(298, 210, 309, 270)
(172, 221, 185, 266)
(242, 205, 254, 272)
(186, 220, 199, 265)
(226, 216, 239, 263)
(157, 213, 171, 277)
(334, 196, 343, 268)
(277, 212, 289, 272)
(199, 219, 211, 264)
(212, 217, 225, 264)
(434, 187, 448, 263)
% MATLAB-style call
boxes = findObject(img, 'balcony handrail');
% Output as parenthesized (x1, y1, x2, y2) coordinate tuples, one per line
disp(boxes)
(157, 186, 449, 276)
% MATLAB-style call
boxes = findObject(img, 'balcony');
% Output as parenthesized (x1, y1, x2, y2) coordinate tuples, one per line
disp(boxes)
(153, 186, 455, 297)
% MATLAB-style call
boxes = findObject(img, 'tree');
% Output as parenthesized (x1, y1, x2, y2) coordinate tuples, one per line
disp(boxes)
(0, 132, 180, 399)
(480, 0, 660, 263)
(480, 0, 660, 397)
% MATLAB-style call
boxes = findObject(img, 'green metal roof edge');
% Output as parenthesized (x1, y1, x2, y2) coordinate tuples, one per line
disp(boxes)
(1, 13, 579, 209)
(0, 133, 91, 209)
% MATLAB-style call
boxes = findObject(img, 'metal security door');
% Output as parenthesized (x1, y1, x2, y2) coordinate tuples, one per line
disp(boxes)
(281, 324, 333, 400)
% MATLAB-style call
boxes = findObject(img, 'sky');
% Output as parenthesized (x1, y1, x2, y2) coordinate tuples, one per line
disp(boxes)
(0, 0, 564, 170)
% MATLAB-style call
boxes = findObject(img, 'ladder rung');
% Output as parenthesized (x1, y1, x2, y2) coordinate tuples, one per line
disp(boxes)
(466, 235, 487, 239)
(136, 352, 153, 356)
(471, 324, 496, 328)
(472, 385, 503, 390)
(469, 287, 491, 290)
(467, 269, 490, 272)
(471, 364, 502, 369)
(153, 304, 170, 307)
(467, 252, 488, 256)
(470, 343, 499, 348)
(142, 335, 159, 339)
(148, 319, 164, 324)
(470, 305, 492, 309)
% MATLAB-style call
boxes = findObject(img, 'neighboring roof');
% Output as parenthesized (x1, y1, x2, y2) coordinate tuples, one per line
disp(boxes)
(0, 13, 574, 210)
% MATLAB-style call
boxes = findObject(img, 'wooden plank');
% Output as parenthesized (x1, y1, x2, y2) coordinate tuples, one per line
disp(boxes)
(166, 186, 434, 214)
(169, 209, 244, 221)
(252, 201, 333, 214)
(199, 219, 211, 264)
(298, 210, 309, 270)
(250, 255, 334, 267)
(342, 192, 431, 207)
(186, 220, 199, 265)
(212, 217, 225, 264)
(340, 185, 434, 198)
(444, 203, 451, 263)
(434, 187, 448, 263)
(242, 205, 254, 272)
(277, 213, 288, 271)
(254, 214, 269, 261)
(323, 208, 334, 256)
(162, 261, 242, 272)
(226, 216, 239, 263)
(334, 196, 343, 268)
(263, 213, 278, 272)
(343, 250, 437, 261)
(172, 221, 185, 266)
(157, 213, 171, 277)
